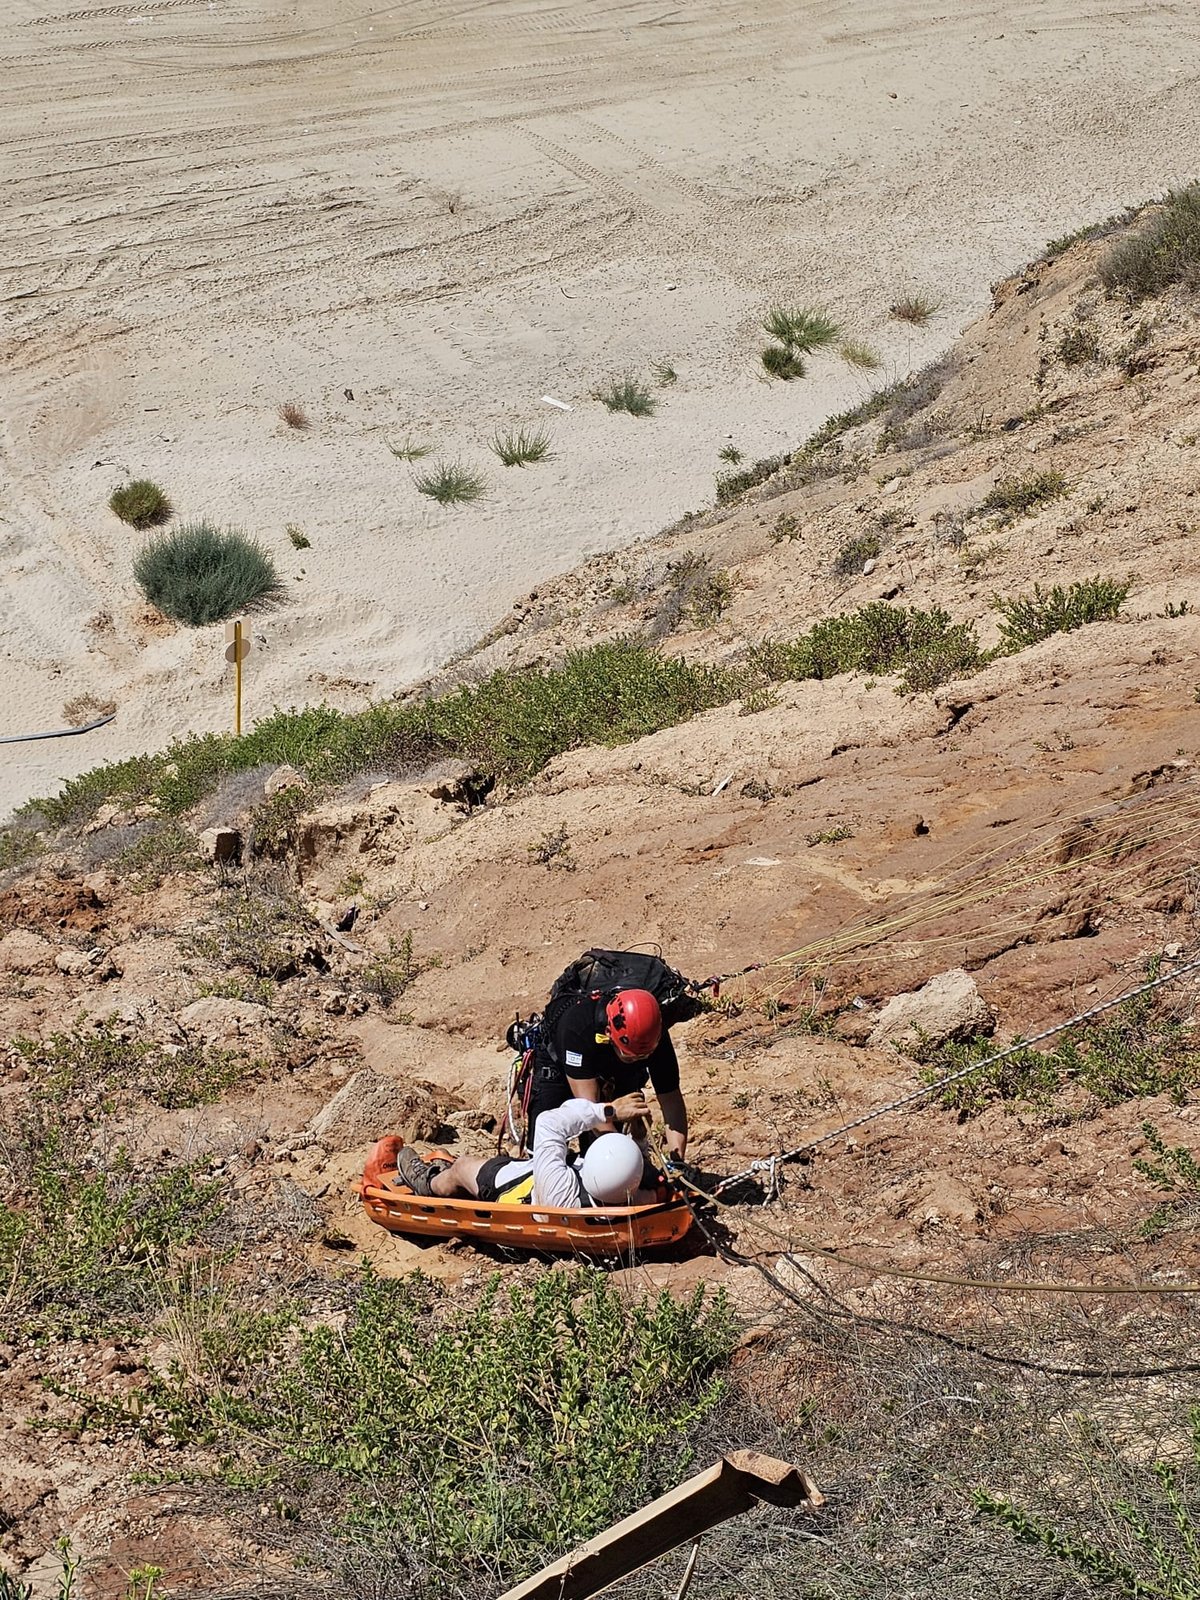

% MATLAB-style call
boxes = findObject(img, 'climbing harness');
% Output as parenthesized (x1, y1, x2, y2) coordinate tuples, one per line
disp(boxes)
(714, 951, 1200, 1196)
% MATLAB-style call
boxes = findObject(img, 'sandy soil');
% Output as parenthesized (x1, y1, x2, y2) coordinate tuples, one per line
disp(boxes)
(2, 0, 1198, 816)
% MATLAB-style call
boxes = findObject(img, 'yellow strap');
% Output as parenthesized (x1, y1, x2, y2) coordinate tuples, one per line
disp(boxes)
(497, 1173, 536, 1205)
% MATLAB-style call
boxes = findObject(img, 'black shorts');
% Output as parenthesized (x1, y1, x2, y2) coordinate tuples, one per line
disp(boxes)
(475, 1154, 533, 1203)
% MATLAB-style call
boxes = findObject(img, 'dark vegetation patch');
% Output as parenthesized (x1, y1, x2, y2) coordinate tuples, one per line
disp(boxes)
(977, 470, 1069, 524)
(108, 478, 172, 530)
(993, 576, 1129, 651)
(1100, 184, 1200, 301)
(133, 522, 284, 626)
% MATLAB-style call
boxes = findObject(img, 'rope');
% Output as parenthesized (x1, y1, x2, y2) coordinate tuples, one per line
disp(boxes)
(0, 711, 116, 745)
(712, 952, 1200, 1194)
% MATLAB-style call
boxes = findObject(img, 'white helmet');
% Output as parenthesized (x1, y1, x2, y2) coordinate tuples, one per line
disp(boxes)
(580, 1133, 644, 1205)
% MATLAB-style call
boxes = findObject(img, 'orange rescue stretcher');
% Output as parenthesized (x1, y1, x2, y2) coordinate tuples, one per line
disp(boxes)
(356, 1136, 694, 1256)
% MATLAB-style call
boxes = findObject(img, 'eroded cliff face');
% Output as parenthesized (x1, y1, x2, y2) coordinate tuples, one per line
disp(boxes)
(2, 221, 1199, 1591)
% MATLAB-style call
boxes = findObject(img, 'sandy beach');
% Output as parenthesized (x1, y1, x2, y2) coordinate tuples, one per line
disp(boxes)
(2, 0, 1197, 816)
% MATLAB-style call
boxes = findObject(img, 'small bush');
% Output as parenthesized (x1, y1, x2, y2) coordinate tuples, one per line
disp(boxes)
(993, 575, 1129, 651)
(979, 469, 1069, 522)
(360, 931, 430, 1008)
(413, 461, 488, 504)
(61, 693, 116, 726)
(718, 444, 743, 465)
(833, 532, 881, 576)
(527, 825, 576, 871)
(652, 361, 678, 387)
(387, 438, 433, 461)
(285, 523, 310, 549)
(1100, 185, 1200, 301)
(490, 425, 553, 466)
(761, 344, 807, 380)
(1056, 324, 1103, 366)
(751, 602, 981, 694)
(133, 522, 283, 626)
(595, 376, 656, 416)
(889, 293, 939, 326)
(654, 553, 734, 634)
(278, 401, 310, 430)
(840, 338, 882, 370)
(109, 478, 172, 530)
(918, 967, 1196, 1115)
(762, 305, 841, 353)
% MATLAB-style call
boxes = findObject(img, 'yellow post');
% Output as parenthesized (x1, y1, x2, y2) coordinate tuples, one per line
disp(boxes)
(234, 620, 243, 736)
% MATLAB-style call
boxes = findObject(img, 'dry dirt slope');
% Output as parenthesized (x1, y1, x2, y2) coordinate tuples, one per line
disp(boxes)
(1, 216, 1200, 1594)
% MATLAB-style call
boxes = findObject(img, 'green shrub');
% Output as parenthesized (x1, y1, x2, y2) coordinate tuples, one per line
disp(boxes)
(285, 523, 310, 549)
(761, 305, 841, 353)
(109, 478, 172, 530)
(414, 461, 488, 504)
(133, 522, 283, 626)
(718, 443, 743, 464)
(11, 1020, 252, 1114)
(833, 532, 881, 576)
(0, 1119, 221, 1338)
(490, 425, 553, 466)
(993, 575, 1129, 651)
(654, 553, 735, 633)
(918, 971, 1198, 1115)
(652, 361, 678, 387)
(595, 376, 656, 416)
(751, 602, 981, 693)
(1056, 324, 1102, 366)
(95, 1266, 733, 1594)
(1100, 185, 1200, 301)
(979, 470, 1069, 522)
(761, 344, 807, 380)
(716, 452, 786, 500)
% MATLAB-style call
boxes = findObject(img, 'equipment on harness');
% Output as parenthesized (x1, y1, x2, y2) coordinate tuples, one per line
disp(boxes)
(500, 950, 707, 1151)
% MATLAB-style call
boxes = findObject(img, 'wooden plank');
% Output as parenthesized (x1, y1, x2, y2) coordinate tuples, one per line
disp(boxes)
(495, 1451, 823, 1600)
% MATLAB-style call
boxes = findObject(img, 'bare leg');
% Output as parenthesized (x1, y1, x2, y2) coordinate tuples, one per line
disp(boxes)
(429, 1155, 488, 1199)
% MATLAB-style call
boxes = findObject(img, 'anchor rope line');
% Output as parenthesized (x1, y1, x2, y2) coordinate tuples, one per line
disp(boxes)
(710, 951, 1200, 1193)
(651, 1121, 1200, 1300)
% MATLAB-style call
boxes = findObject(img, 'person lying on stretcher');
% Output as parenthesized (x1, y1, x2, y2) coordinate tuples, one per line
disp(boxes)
(393, 1092, 660, 1208)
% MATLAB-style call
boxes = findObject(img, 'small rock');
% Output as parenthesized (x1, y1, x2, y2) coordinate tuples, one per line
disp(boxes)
(862, 558, 877, 575)
(323, 991, 348, 1016)
(0, 930, 55, 975)
(271, 1146, 296, 1164)
(1165, 942, 1184, 958)
(310, 1068, 441, 1149)
(83, 802, 122, 834)
(241, 1139, 262, 1162)
(177, 997, 269, 1041)
(869, 968, 994, 1049)
(197, 826, 242, 865)
(264, 765, 308, 798)
(427, 763, 494, 809)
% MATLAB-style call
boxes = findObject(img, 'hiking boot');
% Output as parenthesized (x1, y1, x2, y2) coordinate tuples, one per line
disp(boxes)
(394, 1145, 450, 1197)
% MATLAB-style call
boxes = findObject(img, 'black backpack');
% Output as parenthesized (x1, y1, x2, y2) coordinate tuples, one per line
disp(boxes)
(547, 947, 704, 1028)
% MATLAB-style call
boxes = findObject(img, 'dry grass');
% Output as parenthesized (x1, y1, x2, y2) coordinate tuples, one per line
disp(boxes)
(61, 694, 117, 727)
(889, 293, 940, 326)
(278, 402, 311, 431)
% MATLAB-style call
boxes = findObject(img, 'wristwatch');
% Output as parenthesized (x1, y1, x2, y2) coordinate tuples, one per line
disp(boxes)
(603, 1103, 616, 1122)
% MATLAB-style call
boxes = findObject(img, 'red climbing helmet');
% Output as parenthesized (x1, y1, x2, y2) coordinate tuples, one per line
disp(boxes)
(605, 989, 663, 1061)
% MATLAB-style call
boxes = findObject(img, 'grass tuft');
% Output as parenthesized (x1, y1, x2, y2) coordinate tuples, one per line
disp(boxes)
(595, 376, 657, 416)
(109, 478, 172, 530)
(833, 531, 881, 577)
(760, 344, 807, 380)
(992, 575, 1129, 651)
(839, 338, 883, 370)
(1056, 324, 1103, 367)
(1100, 185, 1200, 301)
(278, 401, 310, 431)
(387, 438, 433, 461)
(762, 305, 841, 352)
(979, 470, 1069, 523)
(490, 425, 554, 467)
(717, 444, 743, 464)
(133, 522, 284, 627)
(285, 523, 310, 550)
(414, 461, 489, 505)
(889, 293, 940, 326)
(652, 361, 678, 387)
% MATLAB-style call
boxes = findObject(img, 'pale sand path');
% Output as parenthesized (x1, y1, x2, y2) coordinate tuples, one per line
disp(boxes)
(1, 0, 1197, 814)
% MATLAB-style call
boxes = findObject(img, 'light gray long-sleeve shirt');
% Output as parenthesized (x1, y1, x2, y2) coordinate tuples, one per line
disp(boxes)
(529, 1097, 612, 1210)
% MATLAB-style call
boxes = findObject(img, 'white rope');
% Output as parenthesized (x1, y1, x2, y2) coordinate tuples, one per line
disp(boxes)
(713, 952, 1200, 1195)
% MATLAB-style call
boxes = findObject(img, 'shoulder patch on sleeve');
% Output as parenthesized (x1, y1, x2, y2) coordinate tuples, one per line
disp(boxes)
(564, 1049, 584, 1070)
